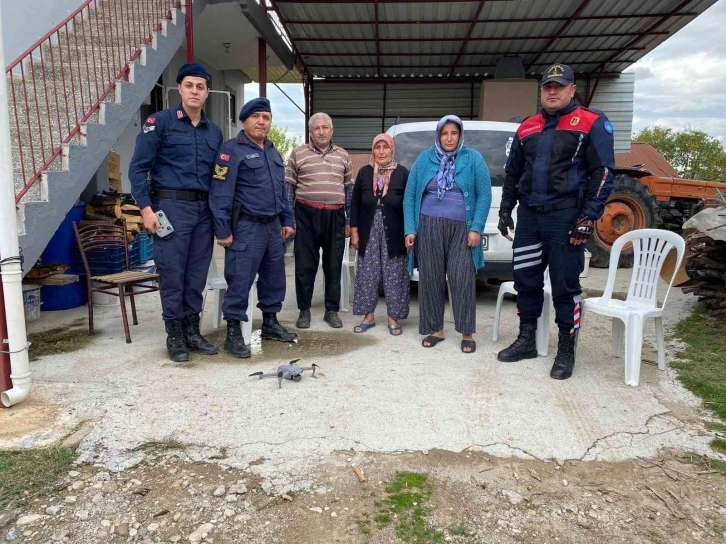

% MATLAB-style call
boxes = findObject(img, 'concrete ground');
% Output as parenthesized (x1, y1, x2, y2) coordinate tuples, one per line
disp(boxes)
(0, 253, 717, 483)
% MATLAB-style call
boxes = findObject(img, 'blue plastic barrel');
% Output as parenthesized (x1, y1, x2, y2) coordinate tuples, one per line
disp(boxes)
(39, 202, 88, 311)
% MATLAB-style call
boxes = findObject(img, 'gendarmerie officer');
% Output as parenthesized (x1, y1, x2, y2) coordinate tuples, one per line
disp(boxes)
(129, 63, 223, 362)
(497, 63, 615, 380)
(209, 97, 297, 358)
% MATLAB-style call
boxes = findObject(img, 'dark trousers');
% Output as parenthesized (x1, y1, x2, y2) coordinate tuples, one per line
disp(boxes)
(223, 219, 286, 321)
(417, 214, 476, 335)
(152, 198, 213, 322)
(513, 205, 585, 334)
(294, 203, 346, 312)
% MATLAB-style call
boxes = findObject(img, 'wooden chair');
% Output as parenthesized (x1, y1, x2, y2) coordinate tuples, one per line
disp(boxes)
(73, 219, 160, 344)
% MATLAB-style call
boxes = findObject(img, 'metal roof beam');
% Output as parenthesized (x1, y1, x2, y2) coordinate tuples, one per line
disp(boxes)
(299, 47, 645, 57)
(526, 0, 593, 70)
(294, 32, 670, 43)
(284, 12, 697, 26)
(448, 0, 487, 77)
(591, 0, 695, 74)
(374, 0, 381, 77)
(268, 0, 312, 80)
(307, 59, 638, 69)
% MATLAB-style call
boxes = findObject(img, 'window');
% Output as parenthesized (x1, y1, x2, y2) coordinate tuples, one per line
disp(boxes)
(393, 129, 515, 187)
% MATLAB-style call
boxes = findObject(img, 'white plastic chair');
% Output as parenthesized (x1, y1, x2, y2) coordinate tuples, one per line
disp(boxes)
(410, 268, 455, 323)
(340, 238, 357, 312)
(576, 229, 685, 387)
(201, 258, 257, 344)
(492, 268, 551, 356)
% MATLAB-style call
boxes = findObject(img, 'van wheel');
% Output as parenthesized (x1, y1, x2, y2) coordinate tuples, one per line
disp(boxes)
(587, 175, 661, 268)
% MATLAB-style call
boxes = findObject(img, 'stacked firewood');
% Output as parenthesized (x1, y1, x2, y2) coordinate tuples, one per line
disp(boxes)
(682, 194, 726, 317)
(81, 192, 142, 240)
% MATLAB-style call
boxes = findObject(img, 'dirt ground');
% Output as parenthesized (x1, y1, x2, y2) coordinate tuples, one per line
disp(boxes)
(3, 448, 726, 544)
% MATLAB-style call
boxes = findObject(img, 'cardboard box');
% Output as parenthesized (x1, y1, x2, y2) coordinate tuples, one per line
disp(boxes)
(107, 151, 121, 181)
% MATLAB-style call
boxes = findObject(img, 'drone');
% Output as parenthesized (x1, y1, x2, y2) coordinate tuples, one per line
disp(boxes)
(249, 359, 320, 388)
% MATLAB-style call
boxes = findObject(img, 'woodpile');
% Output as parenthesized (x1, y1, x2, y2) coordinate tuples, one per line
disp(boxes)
(682, 193, 726, 318)
(85, 192, 142, 239)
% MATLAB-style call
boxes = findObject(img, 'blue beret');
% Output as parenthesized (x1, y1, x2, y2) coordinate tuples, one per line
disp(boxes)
(239, 97, 271, 121)
(176, 63, 210, 84)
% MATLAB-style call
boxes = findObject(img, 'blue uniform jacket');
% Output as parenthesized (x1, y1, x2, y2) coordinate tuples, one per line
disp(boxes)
(403, 145, 492, 274)
(209, 131, 294, 240)
(501, 102, 615, 219)
(128, 104, 223, 210)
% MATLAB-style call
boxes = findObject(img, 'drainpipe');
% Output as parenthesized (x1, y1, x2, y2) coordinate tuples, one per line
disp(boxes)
(0, 5, 31, 407)
(0, 281, 12, 396)
(185, 0, 194, 62)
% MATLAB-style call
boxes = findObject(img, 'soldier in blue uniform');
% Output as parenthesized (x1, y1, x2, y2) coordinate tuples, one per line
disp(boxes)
(129, 63, 223, 362)
(496, 63, 615, 380)
(209, 97, 298, 358)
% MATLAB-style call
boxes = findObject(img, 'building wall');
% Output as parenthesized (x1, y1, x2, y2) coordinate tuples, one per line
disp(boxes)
(0, 0, 80, 63)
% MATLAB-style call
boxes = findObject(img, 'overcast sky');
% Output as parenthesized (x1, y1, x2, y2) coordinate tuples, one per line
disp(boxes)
(246, 0, 726, 144)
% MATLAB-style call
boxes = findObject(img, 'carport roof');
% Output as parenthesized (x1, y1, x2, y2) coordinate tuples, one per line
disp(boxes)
(269, 0, 717, 80)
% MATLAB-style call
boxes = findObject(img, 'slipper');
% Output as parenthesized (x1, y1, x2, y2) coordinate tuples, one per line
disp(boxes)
(422, 335, 445, 348)
(354, 322, 376, 333)
(461, 340, 476, 353)
(388, 325, 403, 336)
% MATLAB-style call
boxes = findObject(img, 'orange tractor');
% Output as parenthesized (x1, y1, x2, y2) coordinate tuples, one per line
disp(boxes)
(588, 142, 725, 267)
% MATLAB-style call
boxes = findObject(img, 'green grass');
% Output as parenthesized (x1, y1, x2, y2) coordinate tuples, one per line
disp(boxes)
(711, 439, 726, 455)
(449, 524, 468, 536)
(0, 448, 75, 510)
(705, 422, 726, 433)
(671, 306, 726, 420)
(365, 472, 444, 544)
(129, 437, 186, 453)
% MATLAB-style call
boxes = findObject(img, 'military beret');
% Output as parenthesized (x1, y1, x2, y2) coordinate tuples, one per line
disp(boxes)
(176, 62, 210, 84)
(239, 97, 271, 121)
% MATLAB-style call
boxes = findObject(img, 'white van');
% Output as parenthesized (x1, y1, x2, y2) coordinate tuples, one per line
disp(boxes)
(386, 121, 519, 280)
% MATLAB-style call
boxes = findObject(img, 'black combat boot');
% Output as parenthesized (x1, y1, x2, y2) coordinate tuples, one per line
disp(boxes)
(183, 314, 219, 355)
(550, 332, 576, 380)
(224, 319, 251, 358)
(261, 312, 299, 342)
(165, 320, 190, 363)
(497, 323, 538, 362)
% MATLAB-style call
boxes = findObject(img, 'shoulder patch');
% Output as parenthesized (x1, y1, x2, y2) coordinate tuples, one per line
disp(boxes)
(604, 121, 614, 134)
(146, 117, 156, 124)
(219, 153, 230, 162)
(213, 164, 229, 181)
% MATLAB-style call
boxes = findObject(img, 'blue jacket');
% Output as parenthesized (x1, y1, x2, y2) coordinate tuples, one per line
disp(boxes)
(209, 131, 294, 241)
(403, 145, 492, 273)
(129, 104, 223, 210)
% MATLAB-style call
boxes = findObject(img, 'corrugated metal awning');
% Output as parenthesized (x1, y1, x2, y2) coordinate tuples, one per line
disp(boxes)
(269, 0, 717, 79)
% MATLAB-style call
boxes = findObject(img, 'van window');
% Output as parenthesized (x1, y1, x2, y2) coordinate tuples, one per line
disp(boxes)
(393, 130, 515, 187)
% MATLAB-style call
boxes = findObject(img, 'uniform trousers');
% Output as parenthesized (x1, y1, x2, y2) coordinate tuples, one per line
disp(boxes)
(513, 205, 585, 334)
(152, 197, 213, 322)
(223, 218, 286, 321)
(416, 214, 476, 335)
(352, 210, 410, 319)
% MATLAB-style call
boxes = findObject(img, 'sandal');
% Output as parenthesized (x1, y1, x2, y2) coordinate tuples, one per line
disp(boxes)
(354, 322, 376, 333)
(388, 325, 403, 336)
(422, 335, 445, 348)
(461, 340, 476, 353)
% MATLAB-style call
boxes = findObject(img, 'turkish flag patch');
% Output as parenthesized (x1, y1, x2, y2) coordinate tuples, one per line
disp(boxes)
(219, 153, 230, 161)
(146, 117, 155, 124)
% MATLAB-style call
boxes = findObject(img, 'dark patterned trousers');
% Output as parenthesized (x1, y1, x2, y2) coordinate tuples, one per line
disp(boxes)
(417, 214, 476, 335)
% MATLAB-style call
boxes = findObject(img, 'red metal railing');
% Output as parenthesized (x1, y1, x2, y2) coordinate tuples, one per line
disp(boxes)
(6, 0, 181, 203)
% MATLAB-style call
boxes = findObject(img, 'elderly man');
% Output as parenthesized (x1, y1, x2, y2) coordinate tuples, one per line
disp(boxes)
(129, 62, 223, 363)
(285, 112, 354, 329)
(209, 97, 298, 358)
(497, 63, 615, 380)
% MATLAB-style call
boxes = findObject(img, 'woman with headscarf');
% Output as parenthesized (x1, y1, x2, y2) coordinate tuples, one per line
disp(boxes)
(403, 115, 492, 353)
(350, 134, 410, 335)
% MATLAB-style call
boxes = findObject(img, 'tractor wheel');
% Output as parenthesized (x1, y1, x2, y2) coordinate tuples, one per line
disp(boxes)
(587, 175, 661, 268)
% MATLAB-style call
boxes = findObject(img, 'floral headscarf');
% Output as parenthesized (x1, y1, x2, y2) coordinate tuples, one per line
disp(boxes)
(369, 133, 397, 198)
(433, 115, 464, 200)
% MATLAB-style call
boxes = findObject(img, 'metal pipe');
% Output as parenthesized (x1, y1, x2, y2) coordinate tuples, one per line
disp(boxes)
(0, 281, 12, 396)
(0, 5, 31, 407)
(185, 0, 194, 61)
(258, 38, 267, 97)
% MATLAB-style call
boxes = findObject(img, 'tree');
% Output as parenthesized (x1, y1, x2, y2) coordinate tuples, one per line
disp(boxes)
(633, 126, 726, 182)
(267, 125, 301, 160)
